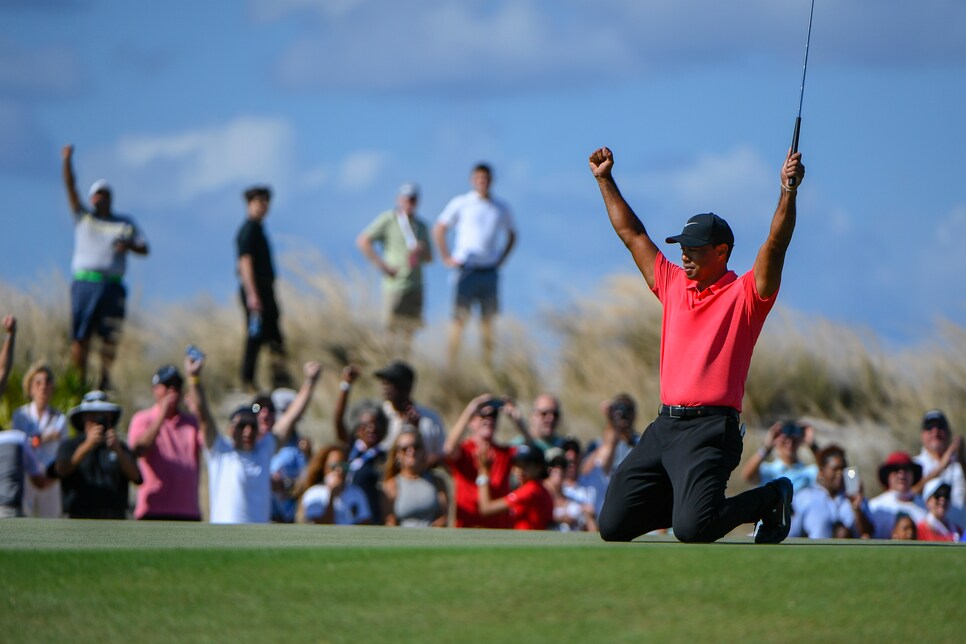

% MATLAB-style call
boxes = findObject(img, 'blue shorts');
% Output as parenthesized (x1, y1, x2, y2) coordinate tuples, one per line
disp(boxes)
(454, 266, 498, 319)
(71, 280, 126, 342)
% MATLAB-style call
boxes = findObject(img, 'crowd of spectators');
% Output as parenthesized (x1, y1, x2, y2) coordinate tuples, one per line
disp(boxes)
(0, 314, 963, 541)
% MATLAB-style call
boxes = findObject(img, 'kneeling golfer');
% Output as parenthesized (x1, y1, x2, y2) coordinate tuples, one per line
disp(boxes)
(588, 145, 804, 544)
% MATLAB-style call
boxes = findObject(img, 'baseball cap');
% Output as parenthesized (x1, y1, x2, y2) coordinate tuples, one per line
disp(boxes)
(88, 179, 111, 198)
(243, 185, 272, 202)
(398, 182, 419, 199)
(922, 409, 949, 430)
(374, 361, 415, 390)
(513, 444, 547, 467)
(230, 405, 259, 426)
(923, 478, 952, 501)
(152, 364, 184, 388)
(665, 213, 735, 248)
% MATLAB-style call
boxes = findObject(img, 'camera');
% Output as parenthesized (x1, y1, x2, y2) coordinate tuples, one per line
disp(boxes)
(780, 421, 804, 438)
(608, 401, 633, 422)
(186, 344, 205, 362)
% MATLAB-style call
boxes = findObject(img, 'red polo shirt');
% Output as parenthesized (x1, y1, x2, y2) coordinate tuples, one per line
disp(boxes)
(652, 252, 777, 411)
(448, 440, 514, 529)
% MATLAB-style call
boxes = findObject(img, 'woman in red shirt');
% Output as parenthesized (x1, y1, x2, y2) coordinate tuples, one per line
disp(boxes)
(476, 444, 553, 530)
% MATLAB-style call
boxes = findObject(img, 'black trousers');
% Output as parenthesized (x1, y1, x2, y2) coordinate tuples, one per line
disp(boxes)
(599, 412, 775, 543)
(240, 287, 286, 386)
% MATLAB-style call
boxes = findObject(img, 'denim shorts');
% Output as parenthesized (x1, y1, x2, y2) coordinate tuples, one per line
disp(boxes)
(454, 266, 498, 319)
(71, 280, 126, 341)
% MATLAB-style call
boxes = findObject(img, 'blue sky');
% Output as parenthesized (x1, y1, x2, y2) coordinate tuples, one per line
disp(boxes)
(1, 0, 964, 349)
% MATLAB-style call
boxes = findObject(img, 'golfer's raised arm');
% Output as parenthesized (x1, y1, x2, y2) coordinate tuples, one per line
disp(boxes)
(753, 150, 805, 299)
(589, 147, 659, 289)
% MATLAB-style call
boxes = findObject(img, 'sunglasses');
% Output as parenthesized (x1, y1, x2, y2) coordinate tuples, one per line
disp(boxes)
(536, 409, 559, 417)
(398, 444, 422, 453)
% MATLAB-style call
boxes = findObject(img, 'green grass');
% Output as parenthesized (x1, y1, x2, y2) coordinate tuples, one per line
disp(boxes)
(1, 521, 964, 643)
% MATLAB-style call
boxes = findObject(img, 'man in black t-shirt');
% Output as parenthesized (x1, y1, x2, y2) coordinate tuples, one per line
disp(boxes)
(237, 185, 291, 391)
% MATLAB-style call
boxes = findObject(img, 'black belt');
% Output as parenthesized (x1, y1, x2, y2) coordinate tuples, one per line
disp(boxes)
(659, 405, 739, 420)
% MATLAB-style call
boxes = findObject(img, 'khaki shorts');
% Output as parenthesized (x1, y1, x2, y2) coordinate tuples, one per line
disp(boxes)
(386, 288, 424, 329)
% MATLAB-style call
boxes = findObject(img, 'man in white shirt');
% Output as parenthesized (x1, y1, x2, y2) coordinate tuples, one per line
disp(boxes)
(200, 360, 315, 524)
(912, 409, 965, 527)
(433, 163, 516, 369)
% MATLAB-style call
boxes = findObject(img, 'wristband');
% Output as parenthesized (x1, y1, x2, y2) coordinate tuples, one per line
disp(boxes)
(475, 475, 489, 487)
(780, 182, 798, 193)
(188, 376, 200, 385)
(340, 381, 351, 392)
(757, 447, 769, 459)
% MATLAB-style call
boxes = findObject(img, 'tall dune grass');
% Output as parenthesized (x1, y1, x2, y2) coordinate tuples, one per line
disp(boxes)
(1, 253, 962, 492)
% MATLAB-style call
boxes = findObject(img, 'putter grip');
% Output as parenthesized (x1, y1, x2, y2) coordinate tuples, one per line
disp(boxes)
(788, 117, 801, 187)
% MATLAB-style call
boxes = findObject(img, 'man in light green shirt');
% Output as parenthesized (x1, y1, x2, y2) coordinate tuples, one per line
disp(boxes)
(357, 183, 433, 357)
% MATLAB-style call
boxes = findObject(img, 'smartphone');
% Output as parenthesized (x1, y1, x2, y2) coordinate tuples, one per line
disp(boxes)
(843, 467, 861, 496)
(186, 344, 205, 362)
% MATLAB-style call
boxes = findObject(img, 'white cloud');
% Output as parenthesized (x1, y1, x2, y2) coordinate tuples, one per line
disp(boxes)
(337, 150, 387, 190)
(638, 146, 770, 221)
(262, 0, 966, 96)
(112, 116, 295, 204)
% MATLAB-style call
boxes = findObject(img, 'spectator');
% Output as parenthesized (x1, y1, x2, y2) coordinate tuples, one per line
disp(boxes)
(867, 451, 927, 539)
(203, 361, 311, 524)
(443, 394, 531, 528)
(334, 398, 388, 525)
(0, 428, 49, 518)
(511, 393, 565, 454)
(250, 362, 322, 522)
(61, 145, 149, 390)
(580, 394, 641, 519)
(433, 163, 517, 369)
(916, 479, 963, 542)
(912, 409, 965, 527)
(12, 361, 68, 518)
(789, 444, 873, 539)
(545, 445, 597, 532)
(340, 361, 445, 467)
(382, 429, 448, 527)
(0, 315, 15, 395)
(356, 182, 434, 358)
(741, 420, 820, 492)
(891, 514, 918, 541)
(477, 443, 554, 530)
(295, 445, 372, 525)
(268, 388, 314, 523)
(56, 391, 142, 519)
(237, 184, 291, 392)
(126, 363, 205, 521)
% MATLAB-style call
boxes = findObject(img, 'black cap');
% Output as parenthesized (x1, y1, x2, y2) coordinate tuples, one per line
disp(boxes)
(665, 213, 734, 248)
(230, 405, 259, 426)
(152, 364, 184, 388)
(922, 409, 949, 430)
(374, 361, 415, 390)
(513, 444, 547, 467)
(244, 185, 272, 202)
